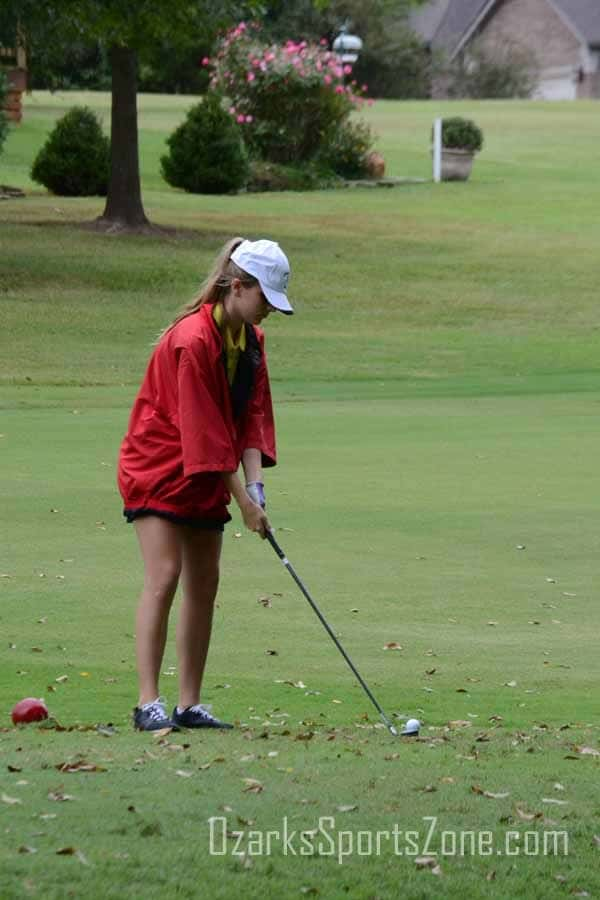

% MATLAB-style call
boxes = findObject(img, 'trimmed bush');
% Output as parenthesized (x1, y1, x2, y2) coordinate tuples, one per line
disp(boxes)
(31, 106, 110, 195)
(161, 94, 249, 194)
(0, 70, 9, 158)
(441, 117, 483, 153)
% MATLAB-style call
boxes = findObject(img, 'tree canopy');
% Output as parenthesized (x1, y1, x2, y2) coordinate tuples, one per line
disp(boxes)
(1, 1, 261, 228)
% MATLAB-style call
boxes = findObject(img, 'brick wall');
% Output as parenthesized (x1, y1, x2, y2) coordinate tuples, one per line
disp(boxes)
(477, 0, 581, 69)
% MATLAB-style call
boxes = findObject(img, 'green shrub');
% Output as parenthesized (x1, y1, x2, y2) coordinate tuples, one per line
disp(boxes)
(246, 160, 333, 192)
(208, 24, 373, 166)
(31, 106, 110, 195)
(441, 117, 483, 153)
(317, 118, 374, 179)
(161, 94, 249, 194)
(444, 39, 538, 99)
(0, 70, 9, 158)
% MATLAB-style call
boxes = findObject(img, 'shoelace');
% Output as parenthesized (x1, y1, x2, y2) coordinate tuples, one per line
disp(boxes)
(143, 699, 168, 722)
(186, 704, 215, 720)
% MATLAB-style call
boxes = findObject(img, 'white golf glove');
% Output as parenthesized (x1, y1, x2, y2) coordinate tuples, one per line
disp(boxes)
(246, 481, 266, 509)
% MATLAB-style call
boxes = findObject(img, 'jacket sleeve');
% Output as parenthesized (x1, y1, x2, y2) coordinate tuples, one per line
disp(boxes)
(176, 346, 238, 476)
(243, 332, 277, 468)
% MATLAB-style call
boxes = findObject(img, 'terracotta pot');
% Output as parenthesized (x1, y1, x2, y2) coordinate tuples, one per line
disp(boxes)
(3, 89, 22, 122)
(365, 151, 385, 179)
(441, 148, 475, 181)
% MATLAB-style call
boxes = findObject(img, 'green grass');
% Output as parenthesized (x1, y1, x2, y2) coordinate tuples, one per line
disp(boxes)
(1, 93, 600, 899)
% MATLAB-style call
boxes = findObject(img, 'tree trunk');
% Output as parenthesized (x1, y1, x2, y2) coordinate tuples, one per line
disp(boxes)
(99, 45, 149, 229)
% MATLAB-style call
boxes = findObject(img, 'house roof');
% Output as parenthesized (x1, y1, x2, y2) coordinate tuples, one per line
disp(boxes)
(409, 0, 600, 54)
(552, 0, 600, 45)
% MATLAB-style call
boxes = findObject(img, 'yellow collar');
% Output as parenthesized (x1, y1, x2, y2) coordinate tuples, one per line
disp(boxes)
(212, 303, 246, 352)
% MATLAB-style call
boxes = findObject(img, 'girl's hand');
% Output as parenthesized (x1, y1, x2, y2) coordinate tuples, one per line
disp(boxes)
(241, 498, 270, 538)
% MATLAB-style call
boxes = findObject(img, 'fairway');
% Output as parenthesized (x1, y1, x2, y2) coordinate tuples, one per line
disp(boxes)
(1, 93, 600, 899)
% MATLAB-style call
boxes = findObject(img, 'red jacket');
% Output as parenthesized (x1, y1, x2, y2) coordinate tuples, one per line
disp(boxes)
(118, 304, 276, 520)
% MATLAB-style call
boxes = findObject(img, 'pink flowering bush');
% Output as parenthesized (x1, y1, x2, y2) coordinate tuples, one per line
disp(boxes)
(206, 22, 374, 174)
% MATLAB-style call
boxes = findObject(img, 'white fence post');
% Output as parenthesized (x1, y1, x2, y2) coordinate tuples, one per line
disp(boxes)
(433, 118, 442, 183)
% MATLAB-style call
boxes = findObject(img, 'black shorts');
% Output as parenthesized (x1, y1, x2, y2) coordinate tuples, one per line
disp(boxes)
(123, 508, 229, 531)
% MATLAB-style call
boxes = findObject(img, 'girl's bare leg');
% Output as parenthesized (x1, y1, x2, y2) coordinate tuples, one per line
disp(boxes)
(176, 528, 222, 709)
(134, 517, 182, 706)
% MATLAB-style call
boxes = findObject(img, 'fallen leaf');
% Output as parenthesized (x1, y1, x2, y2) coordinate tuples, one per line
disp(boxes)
(336, 804, 358, 812)
(593, 835, 600, 848)
(258, 595, 272, 607)
(2, 793, 21, 805)
(7, 765, 22, 773)
(47, 791, 74, 802)
(554, 783, 565, 791)
(448, 720, 472, 729)
(55, 760, 107, 774)
(18, 846, 37, 854)
(265, 649, 278, 656)
(56, 846, 77, 855)
(175, 770, 194, 778)
(575, 746, 600, 757)
(242, 778, 264, 794)
(55, 675, 69, 684)
(383, 642, 403, 651)
(415, 856, 437, 869)
(542, 798, 569, 805)
(471, 785, 509, 800)
(515, 807, 542, 822)
(504, 681, 518, 688)
(299, 889, 319, 896)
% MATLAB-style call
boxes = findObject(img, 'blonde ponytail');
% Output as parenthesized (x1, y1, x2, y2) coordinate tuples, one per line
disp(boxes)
(155, 236, 258, 341)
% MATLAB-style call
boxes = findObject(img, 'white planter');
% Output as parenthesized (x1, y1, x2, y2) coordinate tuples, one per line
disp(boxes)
(441, 148, 475, 182)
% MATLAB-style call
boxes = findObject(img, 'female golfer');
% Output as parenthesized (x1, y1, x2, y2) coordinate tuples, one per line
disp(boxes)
(118, 237, 293, 731)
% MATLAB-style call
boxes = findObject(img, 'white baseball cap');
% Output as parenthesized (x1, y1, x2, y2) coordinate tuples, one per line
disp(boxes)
(231, 239, 293, 315)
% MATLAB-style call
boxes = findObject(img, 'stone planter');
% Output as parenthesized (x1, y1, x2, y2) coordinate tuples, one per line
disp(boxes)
(441, 148, 475, 181)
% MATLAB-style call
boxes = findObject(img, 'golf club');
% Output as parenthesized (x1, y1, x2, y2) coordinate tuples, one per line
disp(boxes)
(265, 529, 420, 737)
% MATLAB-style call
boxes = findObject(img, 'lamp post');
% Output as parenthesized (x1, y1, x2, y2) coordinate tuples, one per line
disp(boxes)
(332, 22, 363, 68)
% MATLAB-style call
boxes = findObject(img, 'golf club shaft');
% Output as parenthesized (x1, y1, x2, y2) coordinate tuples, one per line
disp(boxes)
(265, 529, 396, 733)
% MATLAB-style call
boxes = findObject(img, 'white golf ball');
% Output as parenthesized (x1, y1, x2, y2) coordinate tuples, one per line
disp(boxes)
(404, 718, 421, 733)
